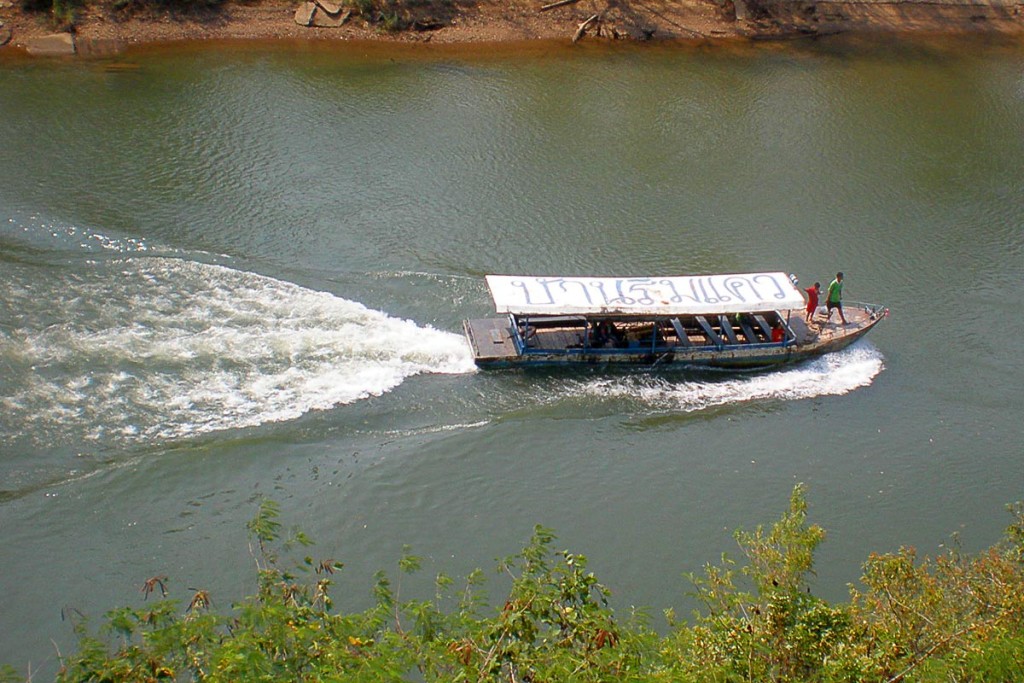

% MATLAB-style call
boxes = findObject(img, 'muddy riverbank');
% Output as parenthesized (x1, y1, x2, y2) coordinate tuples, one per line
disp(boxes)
(1, 0, 1022, 56)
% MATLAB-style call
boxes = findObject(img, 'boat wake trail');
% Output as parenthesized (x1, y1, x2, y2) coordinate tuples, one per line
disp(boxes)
(572, 345, 885, 412)
(0, 256, 476, 448)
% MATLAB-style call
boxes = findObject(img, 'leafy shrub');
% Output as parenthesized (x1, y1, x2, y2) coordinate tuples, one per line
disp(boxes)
(19, 0, 79, 28)
(14, 486, 1022, 683)
(346, 0, 452, 31)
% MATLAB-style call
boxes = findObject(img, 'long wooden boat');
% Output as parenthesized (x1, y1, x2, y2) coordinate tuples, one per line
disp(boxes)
(463, 273, 887, 370)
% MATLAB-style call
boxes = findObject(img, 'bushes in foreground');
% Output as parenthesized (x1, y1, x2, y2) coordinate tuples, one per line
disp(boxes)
(7, 485, 1024, 682)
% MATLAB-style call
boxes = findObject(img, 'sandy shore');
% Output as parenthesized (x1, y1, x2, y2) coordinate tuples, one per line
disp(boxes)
(1, 0, 1023, 55)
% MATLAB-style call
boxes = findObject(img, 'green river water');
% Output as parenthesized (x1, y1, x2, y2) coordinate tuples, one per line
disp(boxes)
(1, 35, 1022, 674)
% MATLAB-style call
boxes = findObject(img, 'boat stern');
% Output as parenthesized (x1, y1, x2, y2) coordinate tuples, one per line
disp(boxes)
(464, 317, 522, 366)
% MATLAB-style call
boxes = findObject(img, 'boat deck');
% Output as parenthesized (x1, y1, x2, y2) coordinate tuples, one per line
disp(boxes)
(464, 317, 519, 361)
(793, 305, 877, 345)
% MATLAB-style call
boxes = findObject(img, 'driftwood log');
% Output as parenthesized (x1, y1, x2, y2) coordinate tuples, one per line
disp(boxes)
(572, 13, 600, 42)
(540, 0, 580, 11)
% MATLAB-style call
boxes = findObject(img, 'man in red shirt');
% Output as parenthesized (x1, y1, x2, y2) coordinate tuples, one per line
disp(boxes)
(804, 281, 821, 324)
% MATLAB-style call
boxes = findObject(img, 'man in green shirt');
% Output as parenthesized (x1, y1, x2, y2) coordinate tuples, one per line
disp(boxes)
(826, 271, 848, 325)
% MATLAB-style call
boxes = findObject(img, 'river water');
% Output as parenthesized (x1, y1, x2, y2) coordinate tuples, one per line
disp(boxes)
(1, 36, 1022, 673)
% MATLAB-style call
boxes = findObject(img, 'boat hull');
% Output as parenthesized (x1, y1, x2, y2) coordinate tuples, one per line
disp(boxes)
(464, 307, 884, 371)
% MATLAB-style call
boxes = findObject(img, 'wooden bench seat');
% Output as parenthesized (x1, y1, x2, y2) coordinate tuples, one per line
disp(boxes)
(670, 318, 692, 347)
(696, 316, 723, 348)
(739, 318, 761, 343)
(717, 315, 740, 345)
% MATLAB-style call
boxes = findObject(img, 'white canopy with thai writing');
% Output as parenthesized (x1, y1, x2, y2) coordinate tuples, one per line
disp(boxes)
(486, 273, 805, 316)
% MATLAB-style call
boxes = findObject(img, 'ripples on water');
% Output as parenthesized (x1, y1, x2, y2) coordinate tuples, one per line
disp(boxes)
(5, 41, 1024, 680)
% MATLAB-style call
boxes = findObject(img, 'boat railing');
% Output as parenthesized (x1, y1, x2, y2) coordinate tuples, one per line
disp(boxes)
(845, 301, 889, 320)
(510, 314, 590, 354)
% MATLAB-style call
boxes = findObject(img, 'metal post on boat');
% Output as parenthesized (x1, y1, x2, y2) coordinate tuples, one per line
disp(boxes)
(787, 274, 799, 327)
(511, 313, 525, 352)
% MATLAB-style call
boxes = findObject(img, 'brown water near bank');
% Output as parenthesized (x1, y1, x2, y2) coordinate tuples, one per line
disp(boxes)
(1, 0, 1022, 57)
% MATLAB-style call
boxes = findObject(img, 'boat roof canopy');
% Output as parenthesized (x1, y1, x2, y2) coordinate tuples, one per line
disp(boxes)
(486, 273, 805, 316)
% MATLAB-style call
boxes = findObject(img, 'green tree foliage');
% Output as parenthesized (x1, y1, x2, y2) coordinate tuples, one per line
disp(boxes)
(849, 504, 1024, 682)
(678, 483, 854, 682)
(25, 486, 1024, 683)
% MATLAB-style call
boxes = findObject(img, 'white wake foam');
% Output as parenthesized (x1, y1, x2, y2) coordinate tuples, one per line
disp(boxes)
(1, 258, 476, 444)
(572, 345, 884, 412)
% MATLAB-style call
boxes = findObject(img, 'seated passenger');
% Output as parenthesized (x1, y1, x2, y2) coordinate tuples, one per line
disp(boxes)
(771, 320, 785, 343)
(592, 319, 624, 348)
(606, 320, 629, 347)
